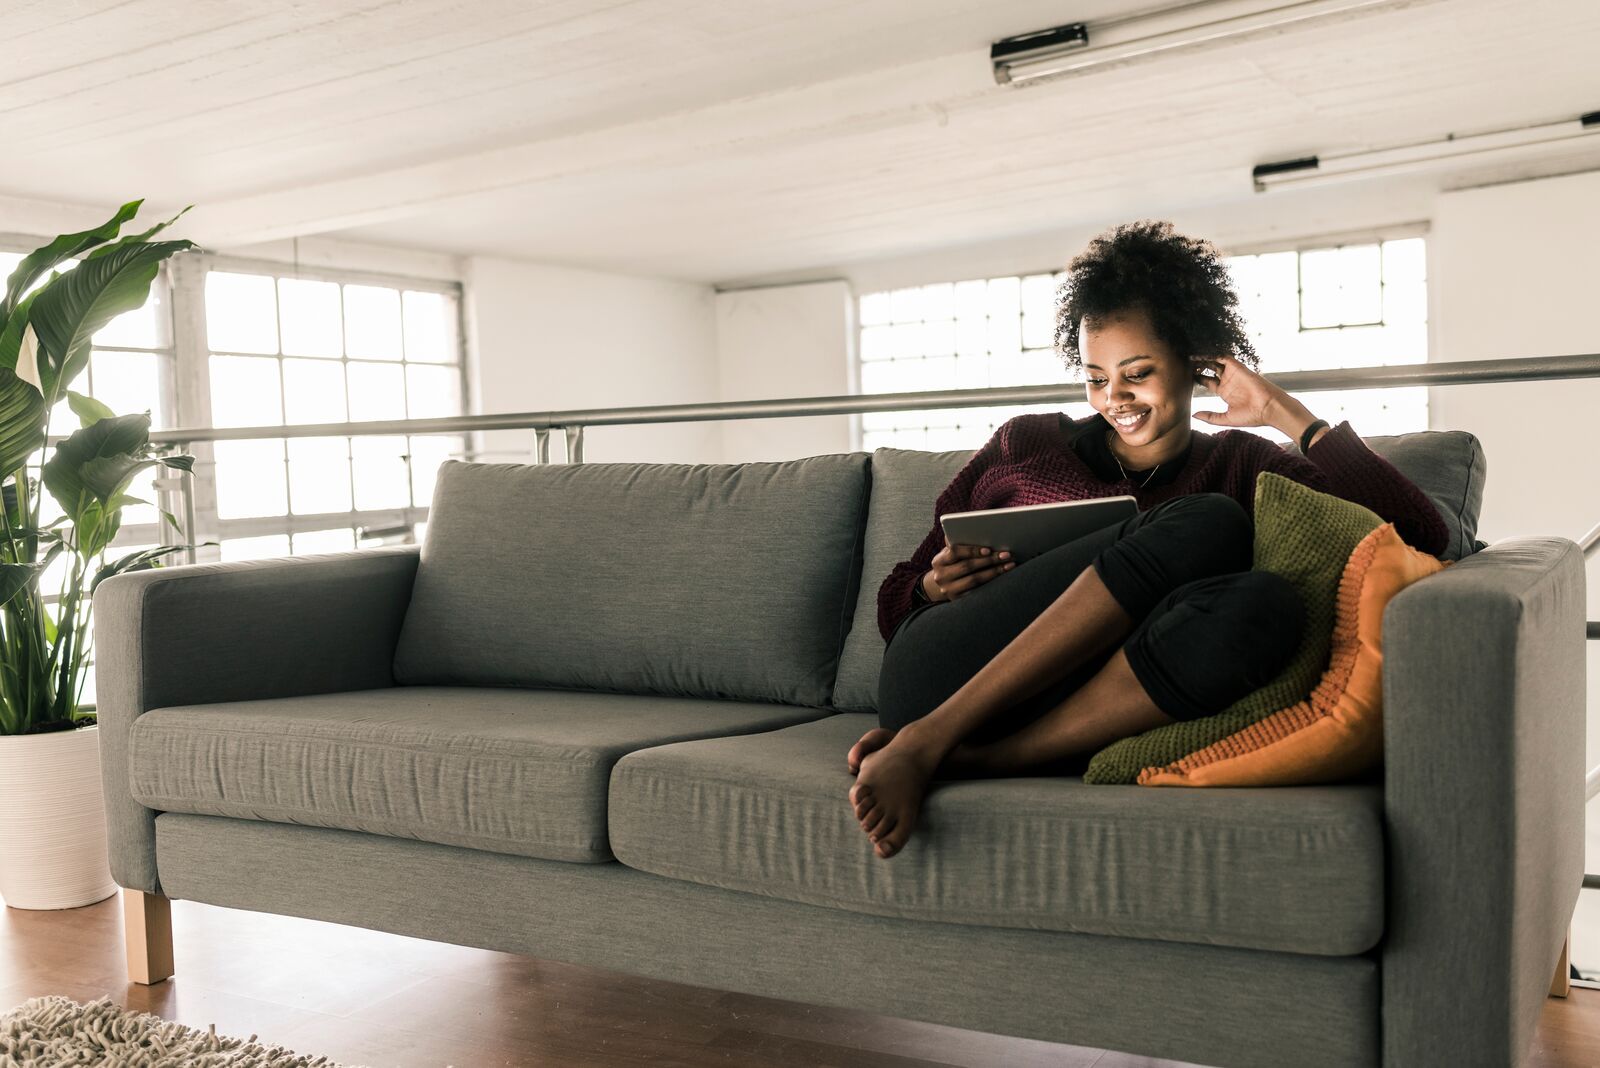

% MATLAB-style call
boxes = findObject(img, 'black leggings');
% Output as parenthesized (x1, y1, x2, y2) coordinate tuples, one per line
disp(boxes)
(877, 493, 1305, 755)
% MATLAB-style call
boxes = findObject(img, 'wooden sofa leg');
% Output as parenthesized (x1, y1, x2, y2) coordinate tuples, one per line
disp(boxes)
(1550, 925, 1571, 998)
(123, 889, 174, 985)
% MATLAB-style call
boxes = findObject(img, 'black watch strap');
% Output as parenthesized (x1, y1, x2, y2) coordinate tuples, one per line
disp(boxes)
(1299, 418, 1331, 453)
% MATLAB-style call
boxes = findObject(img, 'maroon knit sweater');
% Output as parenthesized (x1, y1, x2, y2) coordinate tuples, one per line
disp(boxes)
(876, 412, 1450, 643)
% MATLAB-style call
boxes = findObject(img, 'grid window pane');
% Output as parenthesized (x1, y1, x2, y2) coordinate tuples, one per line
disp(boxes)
(888, 287, 925, 323)
(860, 325, 894, 362)
(1383, 237, 1426, 285)
(89, 350, 165, 426)
(408, 434, 459, 508)
(343, 285, 403, 360)
(347, 361, 406, 422)
(287, 436, 353, 515)
(351, 435, 411, 511)
(1384, 280, 1428, 326)
(119, 465, 160, 527)
(953, 280, 987, 320)
(220, 534, 292, 563)
(282, 358, 348, 424)
(402, 291, 454, 363)
(206, 271, 279, 354)
(293, 528, 358, 554)
(859, 291, 892, 326)
(986, 277, 1020, 319)
(210, 355, 283, 427)
(405, 365, 460, 420)
(46, 395, 74, 436)
(278, 278, 343, 358)
(40, 545, 71, 601)
(1300, 244, 1381, 328)
(214, 439, 288, 519)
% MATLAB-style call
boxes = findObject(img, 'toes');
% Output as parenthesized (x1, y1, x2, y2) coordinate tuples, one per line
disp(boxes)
(861, 807, 887, 835)
(868, 813, 898, 841)
(877, 818, 914, 858)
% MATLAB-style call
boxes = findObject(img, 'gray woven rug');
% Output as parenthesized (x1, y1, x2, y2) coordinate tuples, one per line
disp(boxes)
(0, 996, 366, 1068)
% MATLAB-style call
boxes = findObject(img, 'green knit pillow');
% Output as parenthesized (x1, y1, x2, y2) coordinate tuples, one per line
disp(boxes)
(1082, 472, 1384, 785)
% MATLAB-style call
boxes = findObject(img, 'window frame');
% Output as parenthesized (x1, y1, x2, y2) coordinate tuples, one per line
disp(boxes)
(170, 252, 471, 563)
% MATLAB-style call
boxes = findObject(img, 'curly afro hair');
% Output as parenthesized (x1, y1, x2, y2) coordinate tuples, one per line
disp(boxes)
(1052, 219, 1257, 379)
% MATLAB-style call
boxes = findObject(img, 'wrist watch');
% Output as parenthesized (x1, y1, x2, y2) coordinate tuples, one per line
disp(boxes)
(912, 573, 933, 604)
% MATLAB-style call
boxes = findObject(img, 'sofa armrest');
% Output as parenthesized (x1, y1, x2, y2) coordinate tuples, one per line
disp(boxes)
(1381, 537, 1587, 1067)
(91, 546, 421, 893)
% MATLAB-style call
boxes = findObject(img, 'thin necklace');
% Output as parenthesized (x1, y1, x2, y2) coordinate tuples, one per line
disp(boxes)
(1106, 430, 1162, 488)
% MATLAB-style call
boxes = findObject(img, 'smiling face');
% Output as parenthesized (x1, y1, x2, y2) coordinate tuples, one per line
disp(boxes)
(1080, 305, 1202, 465)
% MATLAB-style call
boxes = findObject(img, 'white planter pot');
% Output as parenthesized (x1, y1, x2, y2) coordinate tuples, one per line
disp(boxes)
(0, 724, 117, 910)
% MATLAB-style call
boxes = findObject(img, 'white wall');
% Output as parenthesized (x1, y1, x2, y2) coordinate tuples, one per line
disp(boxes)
(1427, 169, 1600, 976)
(462, 256, 720, 466)
(715, 281, 856, 463)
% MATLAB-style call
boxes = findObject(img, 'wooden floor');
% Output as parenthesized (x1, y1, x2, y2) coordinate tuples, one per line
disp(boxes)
(1, 894, 1594, 1068)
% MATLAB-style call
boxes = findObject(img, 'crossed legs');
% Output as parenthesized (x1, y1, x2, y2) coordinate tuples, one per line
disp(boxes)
(848, 562, 1170, 857)
(851, 493, 1285, 858)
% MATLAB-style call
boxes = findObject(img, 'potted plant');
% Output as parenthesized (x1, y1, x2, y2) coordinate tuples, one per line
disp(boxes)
(0, 200, 204, 909)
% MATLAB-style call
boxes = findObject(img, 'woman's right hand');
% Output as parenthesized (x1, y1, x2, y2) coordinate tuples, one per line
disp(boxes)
(925, 536, 1015, 602)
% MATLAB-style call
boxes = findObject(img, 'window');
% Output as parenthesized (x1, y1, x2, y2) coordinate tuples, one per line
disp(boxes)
(856, 233, 1429, 451)
(200, 262, 467, 563)
(0, 245, 468, 711)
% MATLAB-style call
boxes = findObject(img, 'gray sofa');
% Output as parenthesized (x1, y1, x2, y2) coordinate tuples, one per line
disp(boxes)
(94, 427, 1588, 1068)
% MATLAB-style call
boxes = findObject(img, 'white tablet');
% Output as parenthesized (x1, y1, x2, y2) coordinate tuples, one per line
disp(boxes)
(939, 496, 1138, 563)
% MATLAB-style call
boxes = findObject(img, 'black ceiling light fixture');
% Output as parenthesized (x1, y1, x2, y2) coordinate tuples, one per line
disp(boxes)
(990, 0, 1425, 86)
(1253, 111, 1600, 193)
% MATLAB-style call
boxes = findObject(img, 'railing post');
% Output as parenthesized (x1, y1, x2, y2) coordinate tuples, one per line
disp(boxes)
(565, 425, 584, 464)
(179, 447, 197, 565)
(534, 428, 551, 464)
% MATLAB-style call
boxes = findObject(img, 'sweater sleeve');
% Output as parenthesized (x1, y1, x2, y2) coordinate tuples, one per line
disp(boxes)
(876, 421, 1011, 643)
(1257, 419, 1451, 556)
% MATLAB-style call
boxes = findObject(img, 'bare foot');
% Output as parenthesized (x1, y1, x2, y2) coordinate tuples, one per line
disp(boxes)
(847, 727, 896, 775)
(848, 734, 943, 859)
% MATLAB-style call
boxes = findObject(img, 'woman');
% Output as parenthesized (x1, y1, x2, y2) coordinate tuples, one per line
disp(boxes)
(849, 219, 1448, 860)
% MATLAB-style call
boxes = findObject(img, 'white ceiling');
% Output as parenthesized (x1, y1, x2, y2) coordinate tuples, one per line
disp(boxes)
(4, 0, 1598, 284)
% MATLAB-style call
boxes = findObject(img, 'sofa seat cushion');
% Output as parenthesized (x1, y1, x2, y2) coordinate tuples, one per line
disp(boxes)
(608, 713, 1385, 956)
(128, 686, 831, 864)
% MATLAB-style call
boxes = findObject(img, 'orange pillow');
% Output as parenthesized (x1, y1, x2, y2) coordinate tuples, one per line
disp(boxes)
(1137, 522, 1451, 788)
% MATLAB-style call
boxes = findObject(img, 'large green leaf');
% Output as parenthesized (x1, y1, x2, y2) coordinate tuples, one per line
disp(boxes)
(66, 389, 116, 427)
(0, 370, 47, 486)
(82, 205, 194, 264)
(0, 288, 40, 375)
(90, 544, 191, 594)
(28, 239, 195, 406)
(0, 560, 43, 608)
(0, 290, 49, 480)
(41, 412, 194, 559)
(41, 412, 152, 513)
(0, 200, 142, 324)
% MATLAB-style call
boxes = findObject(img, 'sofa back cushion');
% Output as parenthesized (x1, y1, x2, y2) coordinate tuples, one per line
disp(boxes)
(394, 455, 871, 707)
(1360, 429, 1487, 561)
(829, 426, 1486, 715)
(832, 447, 976, 713)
